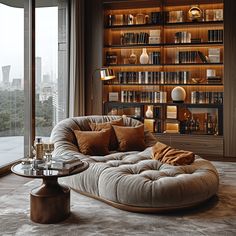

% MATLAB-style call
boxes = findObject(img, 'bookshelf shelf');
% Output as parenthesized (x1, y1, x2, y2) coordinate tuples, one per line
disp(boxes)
(104, 101, 223, 108)
(104, 42, 223, 49)
(107, 63, 223, 67)
(103, 0, 224, 136)
(104, 83, 223, 86)
(165, 20, 223, 27)
(105, 23, 162, 29)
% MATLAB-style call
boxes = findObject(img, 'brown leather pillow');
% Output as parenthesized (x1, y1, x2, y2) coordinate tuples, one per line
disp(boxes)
(89, 118, 123, 150)
(74, 129, 110, 156)
(112, 125, 145, 152)
(152, 141, 195, 166)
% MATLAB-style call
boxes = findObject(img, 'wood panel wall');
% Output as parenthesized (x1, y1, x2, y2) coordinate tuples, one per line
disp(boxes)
(224, 0, 236, 157)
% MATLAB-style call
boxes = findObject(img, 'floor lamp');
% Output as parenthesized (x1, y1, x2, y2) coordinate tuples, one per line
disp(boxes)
(91, 67, 116, 114)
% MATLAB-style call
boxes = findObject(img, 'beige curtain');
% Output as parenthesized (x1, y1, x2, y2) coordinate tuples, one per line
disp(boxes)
(69, 0, 85, 117)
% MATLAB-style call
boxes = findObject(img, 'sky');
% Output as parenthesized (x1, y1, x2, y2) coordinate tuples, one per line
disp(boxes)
(0, 3, 58, 82)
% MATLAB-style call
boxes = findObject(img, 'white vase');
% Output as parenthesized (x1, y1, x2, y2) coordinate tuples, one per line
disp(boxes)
(140, 48, 149, 64)
(145, 106, 153, 118)
(171, 86, 186, 102)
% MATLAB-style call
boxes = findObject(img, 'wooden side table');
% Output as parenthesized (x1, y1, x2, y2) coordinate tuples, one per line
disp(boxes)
(11, 162, 89, 224)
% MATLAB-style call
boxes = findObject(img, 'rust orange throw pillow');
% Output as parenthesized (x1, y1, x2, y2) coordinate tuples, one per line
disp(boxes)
(89, 118, 123, 150)
(152, 142, 195, 166)
(112, 125, 145, 152)
(74, 129, 110, 156)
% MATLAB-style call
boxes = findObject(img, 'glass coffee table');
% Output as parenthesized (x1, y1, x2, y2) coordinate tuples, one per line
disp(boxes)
(11, 161, 89, 224)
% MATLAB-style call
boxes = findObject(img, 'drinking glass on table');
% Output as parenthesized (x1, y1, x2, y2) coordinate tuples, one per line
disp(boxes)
(43, 143, 54, 167)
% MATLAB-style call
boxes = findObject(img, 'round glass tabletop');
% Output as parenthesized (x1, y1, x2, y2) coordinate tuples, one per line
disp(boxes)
(11, 161, 89, 179)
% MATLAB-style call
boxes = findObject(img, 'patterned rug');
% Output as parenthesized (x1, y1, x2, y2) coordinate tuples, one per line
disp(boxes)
(1, 161, 236, 236)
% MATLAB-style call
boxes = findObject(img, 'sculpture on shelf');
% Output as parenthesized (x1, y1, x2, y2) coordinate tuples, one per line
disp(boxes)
(128, 50, 137, 64)
(188, 5, 203, 22)
(171, 86, 186, 103)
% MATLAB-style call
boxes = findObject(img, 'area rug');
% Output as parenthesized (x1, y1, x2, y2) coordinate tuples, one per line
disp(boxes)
(1, 161, 236, 236)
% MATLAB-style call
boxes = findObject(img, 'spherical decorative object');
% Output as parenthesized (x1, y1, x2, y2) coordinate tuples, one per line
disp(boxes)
(139, 48, 149, 64)
(171, 86, 186, 103)
(188, 5, 202, 22)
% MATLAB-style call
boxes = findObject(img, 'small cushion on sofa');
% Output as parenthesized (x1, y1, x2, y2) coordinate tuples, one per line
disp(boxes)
(89, 118, 124, 150)
(112, 125, 145, 152)
(74, 129, 110, 156)
(152, 141, 195, 166)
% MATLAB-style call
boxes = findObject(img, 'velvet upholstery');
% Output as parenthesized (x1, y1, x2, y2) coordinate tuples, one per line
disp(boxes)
(50, 115, 219, 211)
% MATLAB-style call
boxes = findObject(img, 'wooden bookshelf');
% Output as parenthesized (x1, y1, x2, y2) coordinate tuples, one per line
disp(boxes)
(103, 0, 224, 141)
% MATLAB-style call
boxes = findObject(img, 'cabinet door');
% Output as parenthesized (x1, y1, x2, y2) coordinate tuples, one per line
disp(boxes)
(155, 134, 223, 157)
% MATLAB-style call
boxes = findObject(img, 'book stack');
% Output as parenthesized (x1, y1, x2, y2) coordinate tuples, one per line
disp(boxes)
(207, 76, 222, 84)
(149, 30, 161, 44)
(51, 155, 83, 172)
(208, 48, 220, 63)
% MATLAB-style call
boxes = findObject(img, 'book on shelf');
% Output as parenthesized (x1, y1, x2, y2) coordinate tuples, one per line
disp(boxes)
(208, 48, 221, 63)
(197, 51, 208, 63)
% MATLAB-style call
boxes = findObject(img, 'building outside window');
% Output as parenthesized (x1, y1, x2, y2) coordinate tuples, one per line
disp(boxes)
(0, 0, 69, 167)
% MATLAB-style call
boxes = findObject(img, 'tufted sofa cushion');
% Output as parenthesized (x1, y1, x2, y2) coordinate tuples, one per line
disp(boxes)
(50, 116, 219, 211)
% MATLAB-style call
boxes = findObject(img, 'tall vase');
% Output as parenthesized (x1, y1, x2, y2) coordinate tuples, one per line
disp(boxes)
(139, 48, 149, 64)
(145, 106, 153, 118)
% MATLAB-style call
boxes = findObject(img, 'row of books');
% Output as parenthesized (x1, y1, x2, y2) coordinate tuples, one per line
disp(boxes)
(176, 51, 208, 64)
(121, 32, 149, 45)
(174, 32, 191, 44)
(148, 52, 161, 65)
(208, 29, 223, 42)
(110, 71, 190, 84)
(191, 91, 223, 104)
(150, 12, 164, 24)
(121, 91, 167, 103)
(106, 12, 166, 26)
(152, 106, 162, 119)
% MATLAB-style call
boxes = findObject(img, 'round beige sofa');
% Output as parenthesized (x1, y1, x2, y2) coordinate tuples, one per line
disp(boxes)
(50, 115, 219, 212)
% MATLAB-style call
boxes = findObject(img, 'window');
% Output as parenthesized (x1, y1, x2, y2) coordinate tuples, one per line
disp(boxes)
(35, 0, 69, 139)
(0, 0, 69, 168)
(0, 2, 24, 167)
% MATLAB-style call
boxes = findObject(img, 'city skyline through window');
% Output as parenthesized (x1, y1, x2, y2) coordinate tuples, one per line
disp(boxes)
(0, 1, 69, 167)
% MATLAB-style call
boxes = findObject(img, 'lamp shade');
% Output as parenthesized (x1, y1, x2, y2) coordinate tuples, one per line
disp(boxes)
(99, 68, 116, 81)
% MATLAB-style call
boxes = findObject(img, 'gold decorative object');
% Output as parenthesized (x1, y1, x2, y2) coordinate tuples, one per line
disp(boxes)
(188, 5, 203, 22)
(191, 78, 204, 84)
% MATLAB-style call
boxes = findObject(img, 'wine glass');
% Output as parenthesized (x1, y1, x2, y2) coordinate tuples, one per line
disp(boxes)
(43, 143, 54, 167)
